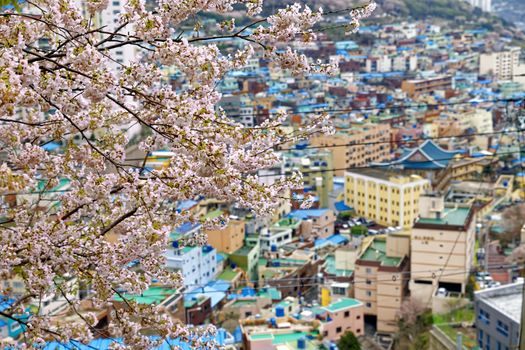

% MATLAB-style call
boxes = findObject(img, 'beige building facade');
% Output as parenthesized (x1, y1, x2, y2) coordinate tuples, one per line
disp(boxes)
(479, 47, 521, 81)
(354, 234, 410, 334)
(310, 123, 391, 176)
(410, 195, 476, 299)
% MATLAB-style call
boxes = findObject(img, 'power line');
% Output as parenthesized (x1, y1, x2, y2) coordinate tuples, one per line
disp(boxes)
(257, 149, 513, 177)
(277, 130, 513, 152)
(117, 128, 515, 163)
(0, 149, 518, 197)
(36, 264, 524, 298)
(219, 97, 521, 120)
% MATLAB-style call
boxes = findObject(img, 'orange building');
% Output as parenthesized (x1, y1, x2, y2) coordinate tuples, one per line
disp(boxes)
(204, 209, 245, 254)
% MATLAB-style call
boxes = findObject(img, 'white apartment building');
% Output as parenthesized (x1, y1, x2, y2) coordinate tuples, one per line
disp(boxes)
(465, 0, 491, 12)
(259, 227, 293, 252)
(165, 245, 217, 288)
(480, 47, 521, 81)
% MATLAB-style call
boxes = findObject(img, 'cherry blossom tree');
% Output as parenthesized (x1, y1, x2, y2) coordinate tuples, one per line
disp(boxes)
(0, 0, 376, 348)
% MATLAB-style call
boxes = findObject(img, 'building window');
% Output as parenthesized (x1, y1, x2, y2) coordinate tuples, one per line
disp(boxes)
(356, 315, 361, 319)
(366, 303, 372, 308)
(478, 329, 483, 348)
(344, 311, 350, 318)
(366, 268, 372, 274)
(366, 291, 372, 297)
(366, 279, 372, 285)
(496, 320, 509, 337)
(336, 327, 342, 333)
(478, 309, 490, 325)
(486, 334, 490, 350)
(323, 331, 328, 337)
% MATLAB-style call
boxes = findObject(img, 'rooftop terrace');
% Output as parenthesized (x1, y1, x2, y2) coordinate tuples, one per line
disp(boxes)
(113, 286, 178, 305)
(359, 239, 402, 267)
(417, 206, 471, 227)
(204, 209, 223, 220)
(324, 255, 353, 277)
(323, 298, 362, 313)
(231, 245, 256, 256)
(218, 268, 239, 281)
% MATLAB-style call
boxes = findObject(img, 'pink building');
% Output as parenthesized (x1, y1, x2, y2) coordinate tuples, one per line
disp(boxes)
(320, 298, 364, 341)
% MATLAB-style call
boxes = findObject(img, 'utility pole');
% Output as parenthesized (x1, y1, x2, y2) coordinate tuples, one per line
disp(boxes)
(514, 105, 525, 350)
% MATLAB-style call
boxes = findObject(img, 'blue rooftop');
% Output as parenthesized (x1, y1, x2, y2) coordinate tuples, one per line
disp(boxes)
(176, 200, 198, 212)
(41, 141, 61, 152)
(334, 201, 352, 212)
(35, 330, 230, 349)
(206, 280, 231, 293)
(288, 209, 329, 220)
(174, 222, 201, 235)
(315, 234, 349, 248)
(185, 286, 226, 308)
(377, 140, 462, 170)
(0, 296, 15, 313)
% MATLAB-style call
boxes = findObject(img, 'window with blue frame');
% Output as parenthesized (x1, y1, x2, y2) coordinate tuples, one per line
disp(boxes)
(497, 341, 502, 350)
(478, 309, 490, 325)
(479, 329, 484, 348)
(497, 320, 509, 337)
(486, 334, 490, 350)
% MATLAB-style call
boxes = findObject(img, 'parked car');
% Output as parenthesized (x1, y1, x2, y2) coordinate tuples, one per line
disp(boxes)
(436, 288, 447, 297)
(487, 281, 501, 288)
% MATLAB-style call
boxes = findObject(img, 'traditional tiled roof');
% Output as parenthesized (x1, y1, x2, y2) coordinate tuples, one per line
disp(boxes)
(375, 140, 462, 170)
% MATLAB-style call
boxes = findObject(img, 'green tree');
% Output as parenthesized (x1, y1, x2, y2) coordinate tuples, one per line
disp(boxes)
(337, 331, 361, 350)
(351, 225, 367, 236)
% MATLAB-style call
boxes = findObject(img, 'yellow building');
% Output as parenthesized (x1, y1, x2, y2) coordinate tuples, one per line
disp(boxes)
(410, 195, 476, 300)
(354, 234, 410, 334)
(310, 123, 391, 176)
(344, 169, 430, 228)
(204, 209, 245, 254)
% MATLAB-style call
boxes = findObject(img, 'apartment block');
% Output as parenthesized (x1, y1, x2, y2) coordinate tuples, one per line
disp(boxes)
(259, 226, 294, 252)
(474, 283, 521, 350)
(320, 298, 365, 341)
(354, 235, 410, 334)
(287, 209, 336, 238)
(465, 0, 492, 12)
(310, 123, 391, 176)
(410, 195, 476, 298)
(401, 75, 453, 97)
(345, 169, 430, 228)
(229, 241, 260, 281)
(480, 47, 520, 81)
(282, 149, 334, 208)
(165, 245, 217, 288)
(204, 210, 245, 254)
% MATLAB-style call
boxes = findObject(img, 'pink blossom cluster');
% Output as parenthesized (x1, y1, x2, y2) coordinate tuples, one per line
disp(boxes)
(0, 0, 375, 347)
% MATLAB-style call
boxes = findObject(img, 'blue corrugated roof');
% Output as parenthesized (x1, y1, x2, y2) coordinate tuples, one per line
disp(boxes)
(206, 280, 231, 293)
(0, 296, 15, 313)
(41, 141, 61, 152)
(38, 331, 229, 349)
(175, 222, 201, 235)
(176, 200, 198, 212)
(288, 209, 329, 220)
(185, 287, 226, 308)
(334, 201, 352, 212)
(327, 234, 349, 245)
